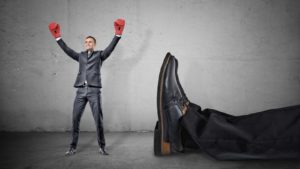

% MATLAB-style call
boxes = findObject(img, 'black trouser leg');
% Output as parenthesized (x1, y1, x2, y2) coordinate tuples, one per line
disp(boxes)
(180, 103, 300, 160)
(87, 87, 105, 148)
(70, 88, 88, 149)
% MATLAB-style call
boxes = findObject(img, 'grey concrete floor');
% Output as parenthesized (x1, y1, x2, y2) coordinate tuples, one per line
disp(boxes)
(0, 132, 299, 169)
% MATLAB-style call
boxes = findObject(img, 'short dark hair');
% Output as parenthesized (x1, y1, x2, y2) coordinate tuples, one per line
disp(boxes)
(85, 35, 96, 44)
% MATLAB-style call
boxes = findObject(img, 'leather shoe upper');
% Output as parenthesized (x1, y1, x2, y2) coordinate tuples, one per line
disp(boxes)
(161, 53, 189, 152)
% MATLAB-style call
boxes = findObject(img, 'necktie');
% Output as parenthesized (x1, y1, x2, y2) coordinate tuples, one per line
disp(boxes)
(88, 52, 91, 58)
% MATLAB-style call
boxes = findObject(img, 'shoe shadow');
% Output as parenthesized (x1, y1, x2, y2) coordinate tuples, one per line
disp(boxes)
(76, 132, 97, 153)
(105, 132, 130, 151)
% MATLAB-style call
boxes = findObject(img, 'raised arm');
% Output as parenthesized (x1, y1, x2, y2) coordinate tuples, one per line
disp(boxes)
(101, 36, 121, 61)
(48, 22, 79, 62)
(56, 38, 79, 61)
(100, 18, 125, 61)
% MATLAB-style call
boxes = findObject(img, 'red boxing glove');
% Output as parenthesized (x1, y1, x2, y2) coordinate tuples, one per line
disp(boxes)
(114, 18, 125, 36)
(48, 22, 61, 38)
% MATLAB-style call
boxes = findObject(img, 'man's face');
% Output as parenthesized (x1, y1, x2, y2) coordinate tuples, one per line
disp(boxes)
(84, 38, 96, 51)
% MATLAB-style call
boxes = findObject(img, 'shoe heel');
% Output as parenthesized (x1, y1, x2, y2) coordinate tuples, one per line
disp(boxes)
(154, 121, 171, 156)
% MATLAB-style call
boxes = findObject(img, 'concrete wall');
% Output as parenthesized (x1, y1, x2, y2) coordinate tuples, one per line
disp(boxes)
(0, 0, 299, 132)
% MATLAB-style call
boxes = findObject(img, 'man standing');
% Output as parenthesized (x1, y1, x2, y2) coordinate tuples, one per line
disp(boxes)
(48, 19, 125, 156)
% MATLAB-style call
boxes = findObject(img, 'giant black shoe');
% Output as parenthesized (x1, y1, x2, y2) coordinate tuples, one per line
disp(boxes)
(154, 52, 190, 155)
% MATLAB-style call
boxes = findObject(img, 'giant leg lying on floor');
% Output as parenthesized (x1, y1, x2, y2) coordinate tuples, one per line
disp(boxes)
(154, 53, 300, 160)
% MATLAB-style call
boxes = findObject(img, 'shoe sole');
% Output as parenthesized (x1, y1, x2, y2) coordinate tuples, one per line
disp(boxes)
(154, 53, 172, 156)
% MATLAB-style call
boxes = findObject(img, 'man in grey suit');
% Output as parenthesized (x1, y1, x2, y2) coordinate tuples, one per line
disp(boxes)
(48, 19, 125, 156)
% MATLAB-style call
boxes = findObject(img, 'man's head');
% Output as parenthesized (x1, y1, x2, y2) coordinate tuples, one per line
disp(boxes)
(84, 36, 96, 51)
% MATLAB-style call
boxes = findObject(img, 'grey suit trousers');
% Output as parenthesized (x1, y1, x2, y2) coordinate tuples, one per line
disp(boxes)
(70, 85, 105, 149)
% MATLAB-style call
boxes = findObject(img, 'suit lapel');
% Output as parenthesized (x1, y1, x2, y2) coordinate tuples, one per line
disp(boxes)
(81, 51, 88, 63)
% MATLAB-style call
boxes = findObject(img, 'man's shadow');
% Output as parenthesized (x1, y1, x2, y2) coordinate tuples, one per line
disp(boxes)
(101, 29, 153, 150)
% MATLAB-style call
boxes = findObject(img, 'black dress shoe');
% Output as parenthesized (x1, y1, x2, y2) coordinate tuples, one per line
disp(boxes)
(154, 53, 190, 156)
(65, 147, 77, 156)
(99, 147, 109, 155)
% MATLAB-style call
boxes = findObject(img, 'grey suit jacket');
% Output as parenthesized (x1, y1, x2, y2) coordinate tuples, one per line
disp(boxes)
(57, 36, 121, 88)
